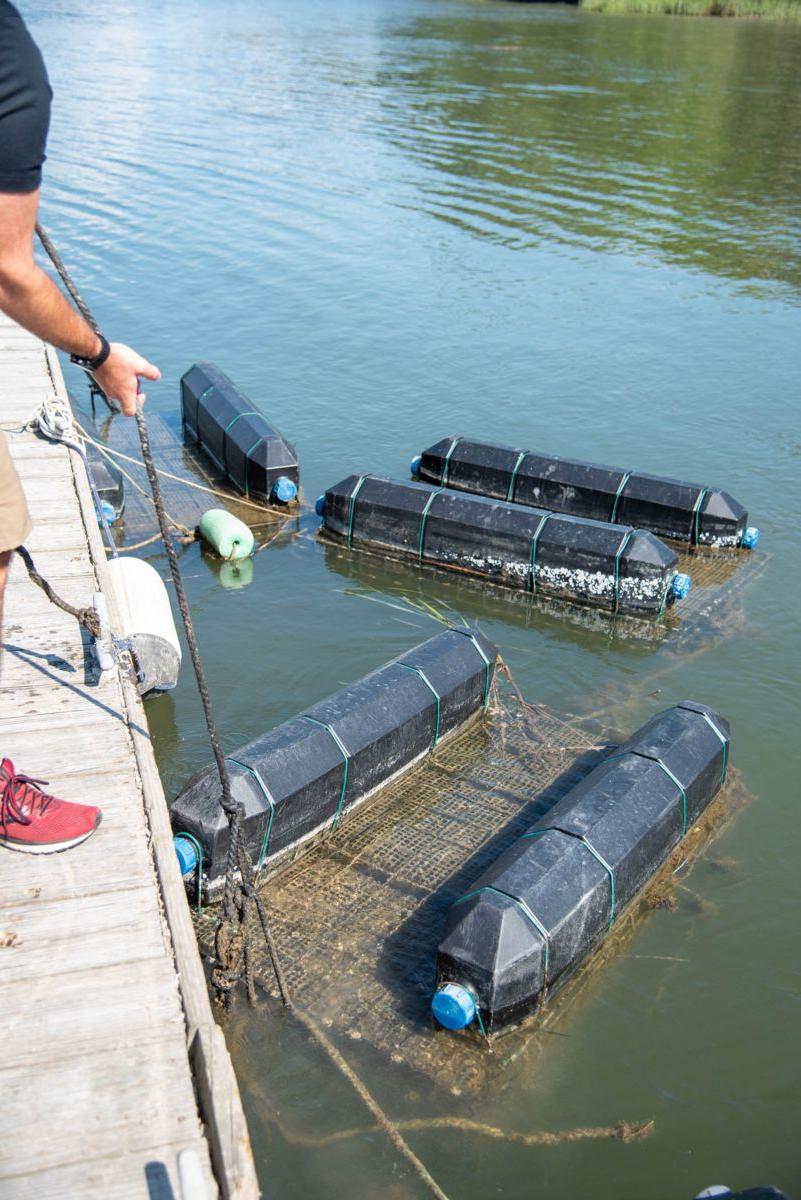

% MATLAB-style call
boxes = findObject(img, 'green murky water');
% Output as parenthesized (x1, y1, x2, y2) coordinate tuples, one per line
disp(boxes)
(28, 0, 799, 1195)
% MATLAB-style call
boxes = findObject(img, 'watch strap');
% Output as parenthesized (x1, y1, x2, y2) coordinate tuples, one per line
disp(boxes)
(70, 333, 110, 373)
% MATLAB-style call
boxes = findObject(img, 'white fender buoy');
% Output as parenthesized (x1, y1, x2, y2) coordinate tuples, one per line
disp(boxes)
(105, 557, 181, 694)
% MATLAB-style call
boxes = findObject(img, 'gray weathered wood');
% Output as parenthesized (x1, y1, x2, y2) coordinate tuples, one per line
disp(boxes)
(0, 316, 259, 1199)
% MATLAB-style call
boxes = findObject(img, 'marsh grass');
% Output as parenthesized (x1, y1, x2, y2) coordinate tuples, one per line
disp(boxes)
(581, 0, 801, 18)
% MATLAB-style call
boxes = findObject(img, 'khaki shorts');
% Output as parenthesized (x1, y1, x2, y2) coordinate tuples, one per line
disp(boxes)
(0, 431, 32, 554)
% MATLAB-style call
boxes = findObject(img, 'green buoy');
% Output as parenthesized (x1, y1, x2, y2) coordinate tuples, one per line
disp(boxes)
(198, 508, 255, 561)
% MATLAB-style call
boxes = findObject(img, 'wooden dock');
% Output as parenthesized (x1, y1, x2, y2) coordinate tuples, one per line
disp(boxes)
(0, 314, 259, 1199)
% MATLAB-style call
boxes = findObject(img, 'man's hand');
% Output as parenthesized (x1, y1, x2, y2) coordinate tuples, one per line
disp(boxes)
(92, 343, 161, 416)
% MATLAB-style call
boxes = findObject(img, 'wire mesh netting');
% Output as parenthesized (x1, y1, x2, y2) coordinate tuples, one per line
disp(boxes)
(193, 676, 749, 1097)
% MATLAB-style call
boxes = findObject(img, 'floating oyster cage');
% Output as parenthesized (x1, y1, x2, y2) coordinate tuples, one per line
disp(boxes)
(318, 474, 689, 619)
(193, 675, 750, 1097)
(321, 529, 768, 654)
(173, 627, 498, 897)
(413, 436, 759, 550)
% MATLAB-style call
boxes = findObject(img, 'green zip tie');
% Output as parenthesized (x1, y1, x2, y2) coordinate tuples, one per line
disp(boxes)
(691, 487, 710, 547)
(474, 1005, 488, 1040)
(455, 629, 492, 708)
(605, 750, 688, 836)
(610, 471, 632, 524)
(398, 663, 441, 745)
(346, 475, 369, 548)
(452, 885, 550, 980)
(440, 437, 461, 486)
(242, 436, 266, 496)
(521, 827, 616, 926)
(418, 488, 445, 563)
(529, 513, 553, 595)
(692, 708, 729, 785)
(174, 830, 204, 913)
(506, 451, 527, 503)
(222, 411, 263, 486)
(302, 715, 350, 827)
(612, 528, 635, 612)
(228, 756, 276, 869)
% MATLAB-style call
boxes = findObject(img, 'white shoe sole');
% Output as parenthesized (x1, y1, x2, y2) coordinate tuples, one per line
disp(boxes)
(0, 826, 99, 855)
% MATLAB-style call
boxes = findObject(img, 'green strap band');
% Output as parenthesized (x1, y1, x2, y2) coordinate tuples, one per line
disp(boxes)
(242, 437, 266, 495)
(174, 830, 204, 913)
(694, 709, 729, 784)
(228, 756, 276, 869)
(521, 827, 616, 927)
(691, 487, 710, 546)
(613, 528, 635, 612)
(529, 513, 553, 595)
(398, 663, 441, 745)
(222, 411, 263, 489)
(302, 715, 350, 827)
(455, 629, 492, 708)
(610, 471, 632, 524)
(506, 451, 527, 503)
(440, 437, 461, 486)
(418, 488, 445, 563)
(346, 475, 369, 548)
(452, 885, 550, 981)
(605, 749, 688, 836)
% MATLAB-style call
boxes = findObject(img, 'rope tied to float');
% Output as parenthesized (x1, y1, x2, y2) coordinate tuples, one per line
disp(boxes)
(301, 715, 351, 828)
(34, 222, 291, 1012)
(346, 474, 369, 548)
(522, 828, 616, 928)
(452, 885, 550, 987)
(506, 450, 527, 503)
(439, 436, 461, 486)
(417, 487, 445, 564)
(398, 663, 441, 746)
(227, 757, 277, 870)
(610, 470, 632, 524)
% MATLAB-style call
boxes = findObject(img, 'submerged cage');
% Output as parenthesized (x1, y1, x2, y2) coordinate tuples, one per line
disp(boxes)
(413, 437, 758, 549)
(434, 701, 730, 1034)
(180, 362, 299, 504)
(172, 626, 497, 895)
(319, 474, 688, 617)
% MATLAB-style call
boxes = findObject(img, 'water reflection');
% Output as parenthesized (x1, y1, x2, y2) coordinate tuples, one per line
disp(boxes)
(375, 9, 801, 295)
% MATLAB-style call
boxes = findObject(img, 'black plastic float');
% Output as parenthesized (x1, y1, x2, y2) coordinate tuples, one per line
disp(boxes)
(412, 437, 759, 549)
(180, 362, 299, 503)
(172, 627, 497, 894)
(432, 701, 730, 1035)
(318, 474, 689, 617)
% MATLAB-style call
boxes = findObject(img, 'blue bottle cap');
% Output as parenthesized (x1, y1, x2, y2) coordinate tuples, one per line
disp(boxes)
(410, 455, 422, 477)
(174, 835, 198, 876)
(315, 494, 326, 517)
(431, 983, 477, 1030)
(741, 526, 760, 549)
(272, 476, 298, 504)
(672, 572, 692, 600)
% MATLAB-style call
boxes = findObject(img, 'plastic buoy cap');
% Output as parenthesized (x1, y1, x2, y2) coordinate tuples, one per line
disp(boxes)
(315, 495, 326, 517)
(672, 572, 692, 600)
(741, 526, 760, 549)
(97, 499, 117, 525)
(174, 835, 198, 876)
(272, 476, 298, 504)
(410, 455, 422, 477)
(431, 983, 476, 1030)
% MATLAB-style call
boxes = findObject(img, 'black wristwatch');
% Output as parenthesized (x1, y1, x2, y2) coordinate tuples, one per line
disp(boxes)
(70, 333, 111, 373)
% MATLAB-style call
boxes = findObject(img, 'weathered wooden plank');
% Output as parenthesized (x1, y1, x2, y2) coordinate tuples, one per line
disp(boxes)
(7, 545, 92, 582)
(0, 958, 185, 1070)
(2, 1139, 216, 1200)
(0, 1040, 205, 1178)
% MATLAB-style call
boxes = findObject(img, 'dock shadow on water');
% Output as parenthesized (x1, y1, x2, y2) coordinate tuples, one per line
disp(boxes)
(193, 676, 752, 1193)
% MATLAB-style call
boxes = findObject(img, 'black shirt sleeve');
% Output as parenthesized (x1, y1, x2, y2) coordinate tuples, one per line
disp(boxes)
(0, 1, 52, 194)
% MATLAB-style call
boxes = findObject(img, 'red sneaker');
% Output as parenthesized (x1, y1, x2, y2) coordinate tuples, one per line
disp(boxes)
(0, 759, 101, 854)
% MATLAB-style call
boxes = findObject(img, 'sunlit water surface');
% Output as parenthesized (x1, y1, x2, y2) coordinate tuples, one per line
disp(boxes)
(26, 1, 800, 1196)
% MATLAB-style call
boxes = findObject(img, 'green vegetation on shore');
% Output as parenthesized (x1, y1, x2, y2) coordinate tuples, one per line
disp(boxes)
(580, 0, 801, 18)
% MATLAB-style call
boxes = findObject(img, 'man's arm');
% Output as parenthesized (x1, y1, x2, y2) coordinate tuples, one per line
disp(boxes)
(0, 190, 160, 416)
